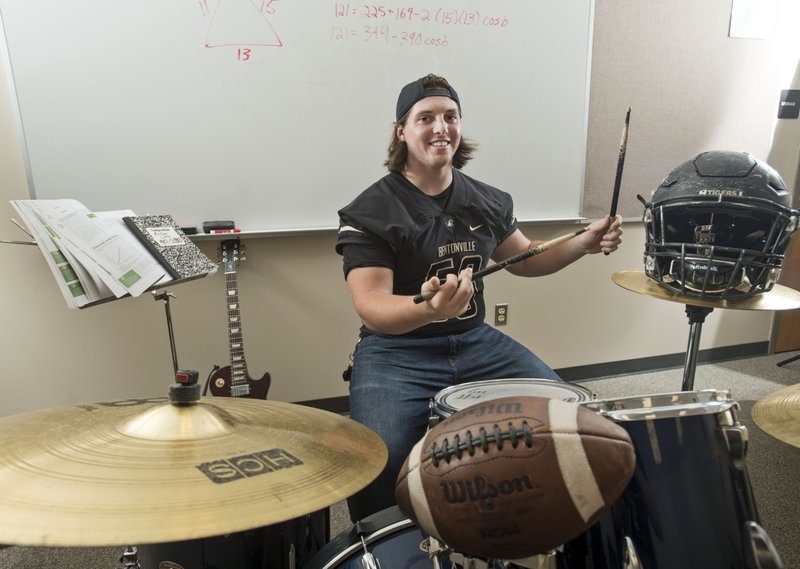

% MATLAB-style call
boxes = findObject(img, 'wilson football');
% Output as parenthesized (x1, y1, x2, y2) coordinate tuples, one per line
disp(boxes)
(395, 395, 635, 559)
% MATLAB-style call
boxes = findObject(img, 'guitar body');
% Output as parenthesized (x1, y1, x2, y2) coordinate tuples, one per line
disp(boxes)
(208, 240, 271, 400)
(208, 365, 271, 399)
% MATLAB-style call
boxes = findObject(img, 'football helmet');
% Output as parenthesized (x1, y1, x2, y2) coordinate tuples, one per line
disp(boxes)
(641, 150, 798, 299)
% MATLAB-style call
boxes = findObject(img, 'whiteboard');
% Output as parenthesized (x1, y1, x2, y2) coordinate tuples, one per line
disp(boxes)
(0, 0, 593, 232)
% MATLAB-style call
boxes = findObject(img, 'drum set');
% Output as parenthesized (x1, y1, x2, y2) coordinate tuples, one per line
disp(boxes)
(305, 387, 779, 569)
(1, 270, 799, 569)
(309, 268, 799, 569)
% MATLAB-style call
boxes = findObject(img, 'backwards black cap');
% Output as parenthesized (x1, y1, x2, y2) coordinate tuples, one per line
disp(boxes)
(395, 74, 461, 122)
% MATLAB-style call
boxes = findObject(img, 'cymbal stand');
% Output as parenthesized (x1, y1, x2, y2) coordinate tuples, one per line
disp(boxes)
(776, 352, 800, 367)
(681, 304, 714, 391)
(152, 290, 179, 375)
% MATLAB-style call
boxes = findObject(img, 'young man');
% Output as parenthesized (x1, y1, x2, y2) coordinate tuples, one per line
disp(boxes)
(336, 73, 622, 522)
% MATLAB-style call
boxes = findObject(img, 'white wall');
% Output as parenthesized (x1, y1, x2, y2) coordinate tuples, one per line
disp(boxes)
(1, 0, 797, 417)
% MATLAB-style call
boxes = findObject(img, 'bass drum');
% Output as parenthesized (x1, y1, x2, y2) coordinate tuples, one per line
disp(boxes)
(304, 506, 440, 569)
(136, 509, 329, 569)
(305, 506, 561, 569)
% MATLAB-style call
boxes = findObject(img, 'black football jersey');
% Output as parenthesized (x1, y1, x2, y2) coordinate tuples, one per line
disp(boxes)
(336, 169, 517, 337)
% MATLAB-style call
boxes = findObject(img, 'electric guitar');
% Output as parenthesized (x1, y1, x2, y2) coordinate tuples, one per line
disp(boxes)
(208, 240, 271, 399)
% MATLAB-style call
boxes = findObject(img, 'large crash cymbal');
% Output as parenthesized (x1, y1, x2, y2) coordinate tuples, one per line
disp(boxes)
(752, 383, 800, 448)
(0, 394, 386, 547)
(612, 269, 800, 311)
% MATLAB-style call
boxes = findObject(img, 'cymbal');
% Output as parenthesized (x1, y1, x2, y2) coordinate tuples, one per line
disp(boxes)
(752, 383, 800, 448)
(612, 269, 800, 311)
(0, 396, 387, 547)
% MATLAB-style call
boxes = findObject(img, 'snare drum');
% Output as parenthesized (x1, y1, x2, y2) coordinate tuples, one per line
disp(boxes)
(563, 390, 783, 569)
(430, 378, 593, 425)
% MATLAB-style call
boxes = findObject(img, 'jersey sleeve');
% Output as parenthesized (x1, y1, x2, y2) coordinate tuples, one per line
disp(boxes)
(336, 214, 395, 279)
(498, 196, 519, 243)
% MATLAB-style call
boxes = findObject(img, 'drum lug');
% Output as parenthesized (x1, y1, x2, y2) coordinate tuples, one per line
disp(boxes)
(429, 536, 495, 569)
(358, 535, 380, 569)
(721, 424, 749, 468)
(359, 551, 380, 569)
(745, 521, 785, 569)
(428, 399, 441, 428)
(621, 536, 643, 569)
(116, 546, 140, 569)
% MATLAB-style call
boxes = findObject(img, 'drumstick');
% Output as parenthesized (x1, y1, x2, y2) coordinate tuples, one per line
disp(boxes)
(604, 106, 631, 256)
(412, 228, 588, 304)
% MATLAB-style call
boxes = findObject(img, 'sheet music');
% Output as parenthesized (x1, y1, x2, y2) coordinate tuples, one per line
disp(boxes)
(10, 199, 170, 307)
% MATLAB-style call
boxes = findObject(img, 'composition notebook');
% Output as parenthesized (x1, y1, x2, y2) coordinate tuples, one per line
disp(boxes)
(122, 214, 217, 280)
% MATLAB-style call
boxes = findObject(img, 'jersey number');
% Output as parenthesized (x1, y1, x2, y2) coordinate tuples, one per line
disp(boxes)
(426, 255, 483, 322)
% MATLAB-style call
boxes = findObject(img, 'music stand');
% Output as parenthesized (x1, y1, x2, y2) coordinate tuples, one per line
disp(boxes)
(3, 225, 214, 378)
(612, 270, 800, 391)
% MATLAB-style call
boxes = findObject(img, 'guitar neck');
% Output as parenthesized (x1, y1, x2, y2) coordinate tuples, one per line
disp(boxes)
(225, 269, 250, 389)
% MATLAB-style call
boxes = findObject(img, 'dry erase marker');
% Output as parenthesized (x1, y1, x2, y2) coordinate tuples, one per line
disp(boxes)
(211, 228, 241, 234)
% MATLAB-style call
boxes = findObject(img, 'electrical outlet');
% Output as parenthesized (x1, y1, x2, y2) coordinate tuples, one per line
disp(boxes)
(494, 303, 508, 326)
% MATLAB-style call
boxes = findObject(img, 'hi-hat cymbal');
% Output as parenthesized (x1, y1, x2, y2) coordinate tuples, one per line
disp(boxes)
(612, 269, 800, 311)
(752, 383, 800, 448)
(0, 395, 387, 547)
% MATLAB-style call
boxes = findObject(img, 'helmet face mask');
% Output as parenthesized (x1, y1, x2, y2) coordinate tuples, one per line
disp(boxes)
(642, 151, 798, 300)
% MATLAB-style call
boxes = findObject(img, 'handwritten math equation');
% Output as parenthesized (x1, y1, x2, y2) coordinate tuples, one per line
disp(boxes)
(332, 3, 511, 46)
(201, 1, 512, 60)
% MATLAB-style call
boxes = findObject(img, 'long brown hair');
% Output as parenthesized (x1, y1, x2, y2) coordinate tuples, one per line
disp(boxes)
(384, 74, 478, 173)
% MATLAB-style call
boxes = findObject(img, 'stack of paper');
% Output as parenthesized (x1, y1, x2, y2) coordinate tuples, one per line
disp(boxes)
(11, 199, 216, 308)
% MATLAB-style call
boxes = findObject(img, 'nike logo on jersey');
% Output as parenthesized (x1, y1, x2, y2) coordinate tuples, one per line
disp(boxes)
(469, 224, 483, 231)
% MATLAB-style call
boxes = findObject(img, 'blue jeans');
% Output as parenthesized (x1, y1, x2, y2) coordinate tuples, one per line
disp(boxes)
(346, 323, 561, 521)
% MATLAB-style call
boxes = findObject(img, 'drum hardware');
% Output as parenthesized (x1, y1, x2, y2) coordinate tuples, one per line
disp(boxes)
(620, 537, 642, 569)
(357, 532, 380, 569)
(745, 522, 785, 569)
(116, 546, 140, 569)
(720, 422, 748, 469)
(681, 304, 713, 392)
(709, 395, 748, 465)
(152, 290, 180, 375)
(427, 399, 441, 428)
(775, 351, 800, 367)
(612, 270, 800, 391)
(430, 536, 562, 568)
(427, 536, 495, 569)
(0, 370, 386, 547)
